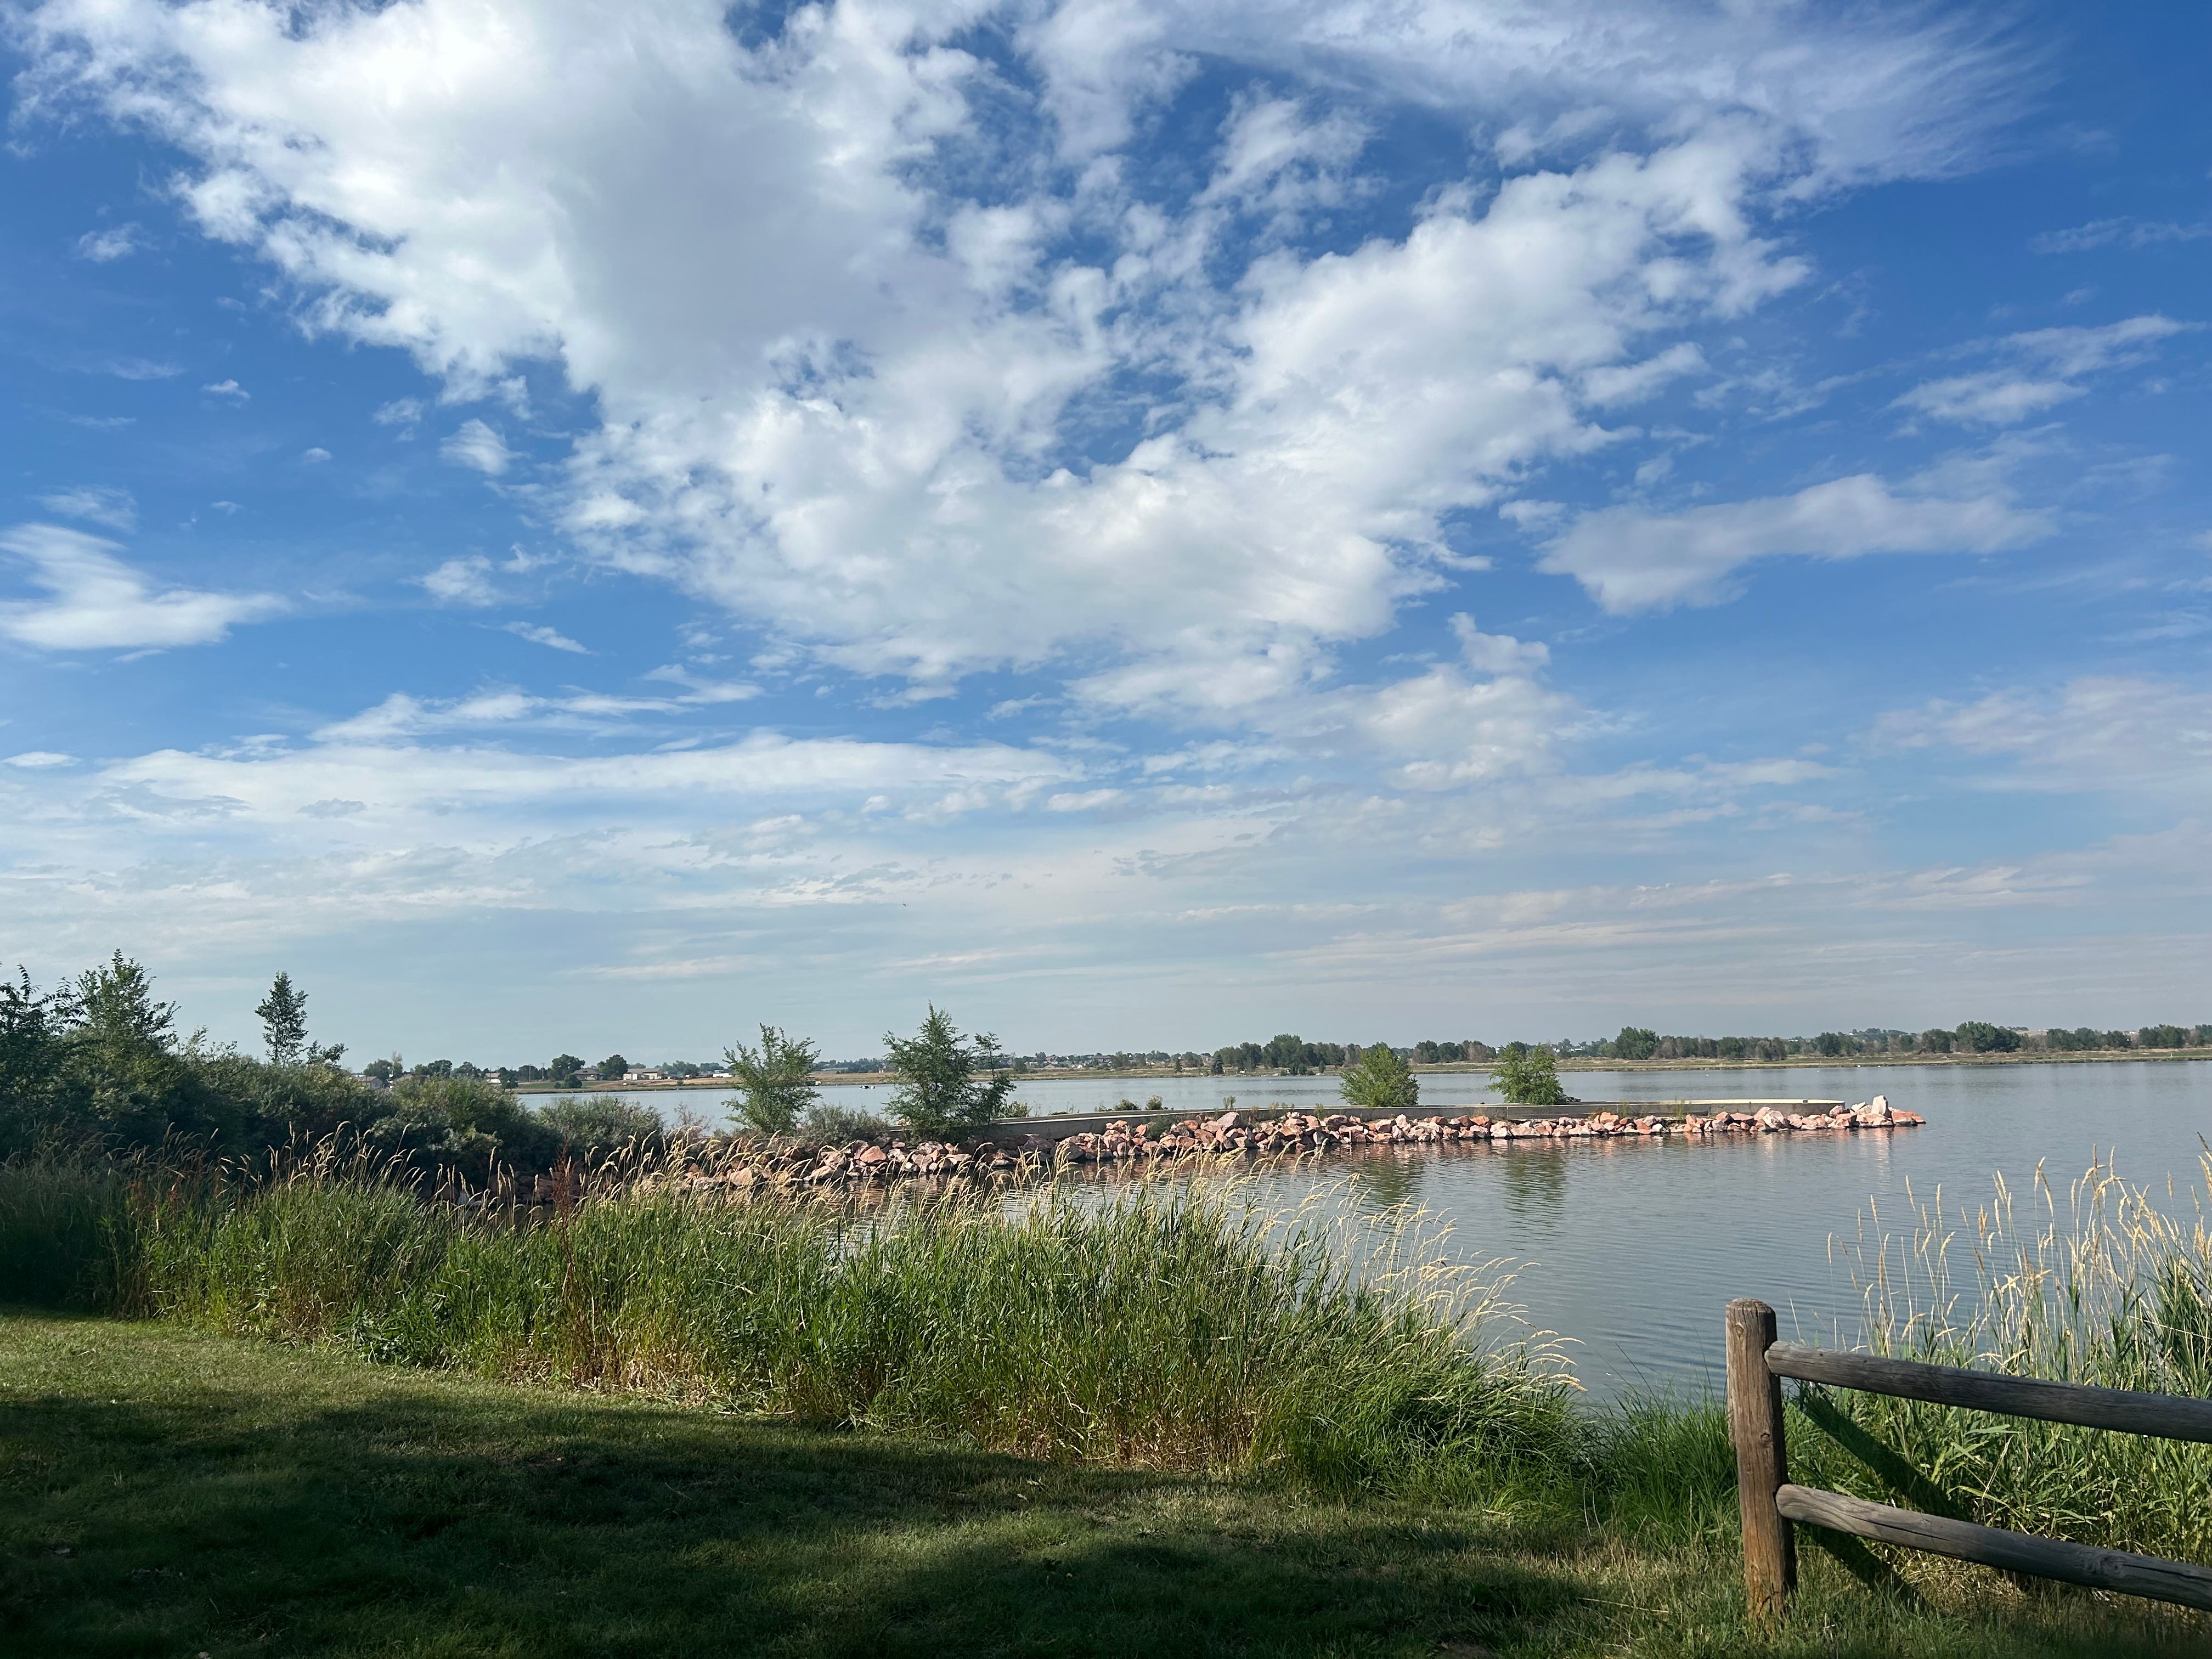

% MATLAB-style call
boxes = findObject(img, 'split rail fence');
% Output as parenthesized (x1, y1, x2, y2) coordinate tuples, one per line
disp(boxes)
(1725, 1296, 2212, 1618)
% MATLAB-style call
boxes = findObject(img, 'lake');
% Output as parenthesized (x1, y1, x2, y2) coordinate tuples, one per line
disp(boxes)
(592, 1062, 2212, 1397)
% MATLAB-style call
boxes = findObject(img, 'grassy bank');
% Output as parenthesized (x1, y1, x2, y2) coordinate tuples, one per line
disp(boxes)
(2, 1311, 2196, 1657)
(3, 1153, 2210, 1652)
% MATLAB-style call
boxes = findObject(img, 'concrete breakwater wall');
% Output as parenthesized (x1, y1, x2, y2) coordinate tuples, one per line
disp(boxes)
(647, 1097, 1922, 1199)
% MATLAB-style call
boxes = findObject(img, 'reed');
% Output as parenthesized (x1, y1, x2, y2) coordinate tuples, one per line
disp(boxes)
(1824, 1156, 2212, 1564)
(0, 1142, 1576, 1501)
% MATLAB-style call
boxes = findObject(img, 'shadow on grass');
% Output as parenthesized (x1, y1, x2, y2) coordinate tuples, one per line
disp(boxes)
(0, 1313, 2198, 1659)
(1, 1328, 1569, 1657)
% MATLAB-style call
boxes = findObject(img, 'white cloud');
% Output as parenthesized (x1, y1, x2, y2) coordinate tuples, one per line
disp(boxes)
(504, 620, 589, 653)
(418, 555, 499, 607)
(0, 523, 286, 650)
(202, 378, 249, 399)
(373, 397, 425, 430)
(75, 222, 143, 261)
(1872, 677, 2212, 799)
(442, 419, 515, 476)
(37, 486, 137, 531)
(1892, 315, 2194, 426)
(5, 751, 77, 769)
(11, 0, 2026, 744)
(2034, 218, 2211, 254)
(301, 447, 332, 464)
(1540, 473, 2053, 613)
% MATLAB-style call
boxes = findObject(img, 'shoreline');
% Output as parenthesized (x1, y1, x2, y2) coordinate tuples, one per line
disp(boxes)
(510, 1047, 2207, 1093)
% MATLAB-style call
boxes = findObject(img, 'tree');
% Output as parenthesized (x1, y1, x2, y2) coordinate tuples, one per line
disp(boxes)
(364, 1057, 399, 1084)
(1954, 1021, 2020, 1054)
(549, 1053, 585, 1086)
(1340, 1043, 1419, 1113)
(725, 1025, 821, 1136)
(254, 972, 309, 1066)
(1611, 1026, 1658, 1061)
(1491, 1042, 1572, 1107)
(1917, 1028, 1954, 1054)
(596, 1053, 629, 1081)
(883, 1006, 1014, 1137)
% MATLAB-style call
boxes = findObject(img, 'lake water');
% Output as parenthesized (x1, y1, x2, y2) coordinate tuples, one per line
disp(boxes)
(589, 1063, 2212, 1397)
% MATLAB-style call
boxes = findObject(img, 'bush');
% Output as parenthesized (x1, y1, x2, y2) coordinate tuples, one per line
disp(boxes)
(1490, 1045, 1572, 1107)
(800, 1101, 890, 1143)
(1340, 1045, 1418, 1113)
(725, 1025, 821, 1136)
(883, 1007, 1014, 1137)
(537, 1093, 662, 1147)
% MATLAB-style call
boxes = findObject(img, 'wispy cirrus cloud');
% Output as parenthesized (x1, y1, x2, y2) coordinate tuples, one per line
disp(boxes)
(37, 486, 136, 531)
(1892, 315, 2195, 426)
(0, 523, 285, 650)
(504, 620, 589, 653)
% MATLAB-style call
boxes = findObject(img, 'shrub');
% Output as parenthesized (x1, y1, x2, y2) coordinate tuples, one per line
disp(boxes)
(725, 1025, 821, 1136)
(1340, 1045, 1419, 1113)
(883, 1007, 1014, 1137)
(1491, 1044, 1572, 1107)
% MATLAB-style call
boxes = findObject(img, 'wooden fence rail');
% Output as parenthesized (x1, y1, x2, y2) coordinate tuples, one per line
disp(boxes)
(1725, 1296, 2212, 1619)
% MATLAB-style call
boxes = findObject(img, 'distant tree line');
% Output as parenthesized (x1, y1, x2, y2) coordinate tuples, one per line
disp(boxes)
(1, 955, 658, 1178)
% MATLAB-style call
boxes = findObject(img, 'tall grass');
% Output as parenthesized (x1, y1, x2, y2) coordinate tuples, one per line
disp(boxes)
(1826, 1156, 2212, 1562)
(0, 1146, 1575, 1500)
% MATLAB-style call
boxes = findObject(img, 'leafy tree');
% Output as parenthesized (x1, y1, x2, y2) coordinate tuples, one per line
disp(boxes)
(0, 968, 67, 1154)
(725, 1024, 821, 1136)
(254, 972, 309, 1066)
(1491, 1042, 1572, 1107)
(1340, 1043, 1419, 1113)
(1611, 1026, 1658, 1061)
(1917, 1028, 1954, 1054)
(883, 1006, 1014, 1137)
(2138, 1024, 2189, 1049)
(595, 1053, 629, 1081)
(549, 1053, 585, 1086)
(363, 1057, 399, 1084)
(1954, 1021, 2021, 1054)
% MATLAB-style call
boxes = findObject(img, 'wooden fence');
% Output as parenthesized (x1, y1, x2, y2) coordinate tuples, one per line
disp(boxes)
(1725, 1297, 2212, 1618)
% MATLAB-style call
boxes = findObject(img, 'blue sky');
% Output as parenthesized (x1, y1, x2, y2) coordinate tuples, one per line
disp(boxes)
(3, 0, 2208, 1062)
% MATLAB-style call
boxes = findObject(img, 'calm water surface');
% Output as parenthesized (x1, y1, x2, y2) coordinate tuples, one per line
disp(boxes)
(601, 1064, 2212, 1396)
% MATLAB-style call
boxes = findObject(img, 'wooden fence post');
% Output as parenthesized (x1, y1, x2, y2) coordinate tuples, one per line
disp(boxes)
(1727, 1297, 1796, 1618)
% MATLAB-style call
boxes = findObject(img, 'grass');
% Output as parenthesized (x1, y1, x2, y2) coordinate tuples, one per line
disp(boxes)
(3, 1150, 2210, 1654)
(3, 1309, 2202, 1658)
(5, 1150, 1573, 1497)
(1821, 1159, 2212, 1562)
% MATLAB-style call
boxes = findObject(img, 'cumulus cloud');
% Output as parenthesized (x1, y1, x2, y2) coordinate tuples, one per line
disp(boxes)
(5, 751, 77, 769)
(11, 0, 2028, 743)
(202, 378, 249, 399)
(37, 486, 136, 531)
(1893, 315, 2194, 426)
(1541, 475, 2052, 613)
(442, 419, 515, 476)
(0, 523, 286, 650)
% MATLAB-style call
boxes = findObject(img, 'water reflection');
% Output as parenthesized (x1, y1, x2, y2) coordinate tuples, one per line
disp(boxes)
(1498, 1147, 1568, 1228)
(1344, 1150, 1425, 1213)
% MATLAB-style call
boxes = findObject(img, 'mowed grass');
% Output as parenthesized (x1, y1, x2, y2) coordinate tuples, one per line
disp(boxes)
(3, 1310, 2200, 1659)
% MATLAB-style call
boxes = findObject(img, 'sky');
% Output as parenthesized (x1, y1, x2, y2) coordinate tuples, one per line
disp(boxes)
(2, 0, 2209, 1064)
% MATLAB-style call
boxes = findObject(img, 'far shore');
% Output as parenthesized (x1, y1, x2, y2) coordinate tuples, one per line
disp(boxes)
(509, 1046, 2206, 1093)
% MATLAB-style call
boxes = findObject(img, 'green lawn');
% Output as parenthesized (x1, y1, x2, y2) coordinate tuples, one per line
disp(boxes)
(2, 1310, 2200, 1658)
